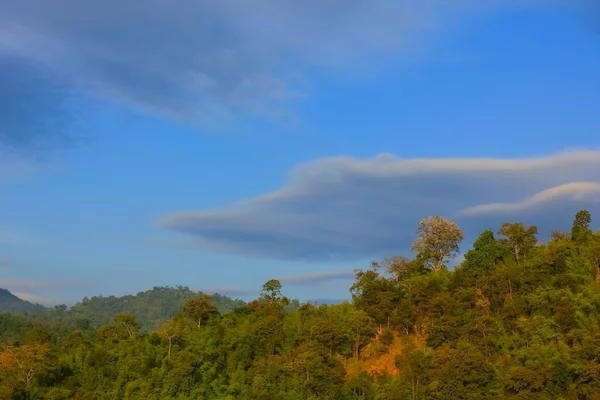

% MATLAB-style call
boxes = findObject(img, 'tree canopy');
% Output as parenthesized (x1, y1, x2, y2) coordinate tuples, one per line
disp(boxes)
(1, 211, 600, 399)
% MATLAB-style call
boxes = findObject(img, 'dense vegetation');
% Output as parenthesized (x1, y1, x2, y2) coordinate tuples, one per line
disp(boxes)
(1, 210, 600, 399)
(0, 287, 247, 333)
(0, 290, 45, 315)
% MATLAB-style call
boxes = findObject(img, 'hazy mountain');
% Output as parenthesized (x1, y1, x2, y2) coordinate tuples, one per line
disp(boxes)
(0, 288, 46, 314)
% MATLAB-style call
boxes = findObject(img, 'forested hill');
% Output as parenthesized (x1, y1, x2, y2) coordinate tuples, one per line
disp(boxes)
(66, 286, 247, 331)
(0, 289, 45, 315)
(0, 286, 246, 332)
(1, 210, 600, 399)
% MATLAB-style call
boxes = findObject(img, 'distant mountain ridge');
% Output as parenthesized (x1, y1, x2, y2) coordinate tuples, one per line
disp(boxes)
(0, 288, 46, 314)
(0, 286, 246, 331)
(68, 286, 247, 330)
(1, 286, 348, 331)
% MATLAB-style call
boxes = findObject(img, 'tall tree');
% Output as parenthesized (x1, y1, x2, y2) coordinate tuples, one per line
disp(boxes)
(497, 222, 538, 265)
(347, 310, 376, 361)
(411, 216, 464, 273)
(260, 279, 290, 309)
(260, 279, 284, 302)
(158, 317, 184, 361)
(112, 313, 139, 338)
(182, 295, 217, 328)
(373, 255, 421, 282)
(571, 209, 592, 243)
(462, 229, 505, 277)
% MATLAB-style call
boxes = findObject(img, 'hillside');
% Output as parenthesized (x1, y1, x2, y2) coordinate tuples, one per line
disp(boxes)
(0, 286, 246, 332)
(1, 211, 600, 399)
(0, 288, 45, 314)
(0, 285, 340, 332)
(66, 285, 246, 331)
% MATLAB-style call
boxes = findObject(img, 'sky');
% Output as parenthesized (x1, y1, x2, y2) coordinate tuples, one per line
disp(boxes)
(1, 0, 599, 306)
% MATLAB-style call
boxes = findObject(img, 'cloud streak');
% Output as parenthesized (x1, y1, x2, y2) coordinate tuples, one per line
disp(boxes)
(460, 182, 600, 216)
(11, 292, 60, 306)
(161, 150, 600, 261)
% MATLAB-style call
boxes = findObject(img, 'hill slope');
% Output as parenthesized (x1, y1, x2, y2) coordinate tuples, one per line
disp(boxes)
(0, 288, 45, 314)
(1, 286, 246, 331)
(67, 286, 246, 330)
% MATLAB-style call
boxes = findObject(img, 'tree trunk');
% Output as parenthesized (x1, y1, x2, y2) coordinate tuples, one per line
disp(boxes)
(433, 257, 443, 273)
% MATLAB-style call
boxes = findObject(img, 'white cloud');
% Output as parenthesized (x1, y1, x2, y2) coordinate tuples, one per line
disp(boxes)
(460, 181, 600, 216)
(160, 150, 600, 261)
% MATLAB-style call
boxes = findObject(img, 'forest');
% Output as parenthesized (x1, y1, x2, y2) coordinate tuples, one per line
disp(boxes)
(1, 210, 600, 399)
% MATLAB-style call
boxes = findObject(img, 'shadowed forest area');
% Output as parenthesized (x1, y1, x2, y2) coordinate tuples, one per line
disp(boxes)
(1, 210, 600, 399)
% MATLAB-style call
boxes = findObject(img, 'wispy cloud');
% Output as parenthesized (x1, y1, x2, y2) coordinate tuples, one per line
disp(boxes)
(0, 0, 563, 147)
(11, 292, 60, 306)
(460, 182, 600, 216)
(160, 150, 600, 261)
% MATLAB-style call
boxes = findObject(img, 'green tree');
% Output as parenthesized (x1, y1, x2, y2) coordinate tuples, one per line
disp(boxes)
(347, 310, 376, 361)
(260, 279, 288, 304)
(112, 313, 140, 338)
(462, 229, 505, 277)
(572, 209, 592, 243)
(158, 317, 184, 361)
(411, 216, 464, 273)
(498, 222, 538, 265)
(182, 294, 217, 327)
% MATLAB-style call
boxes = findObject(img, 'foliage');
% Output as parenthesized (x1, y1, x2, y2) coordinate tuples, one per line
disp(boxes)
(0, 211, 600, 399)
(411, 216, 464, 273)
(0, 286, 246, 332)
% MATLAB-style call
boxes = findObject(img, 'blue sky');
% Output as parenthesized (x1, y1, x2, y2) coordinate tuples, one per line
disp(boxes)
(1, 1, 599, 306)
